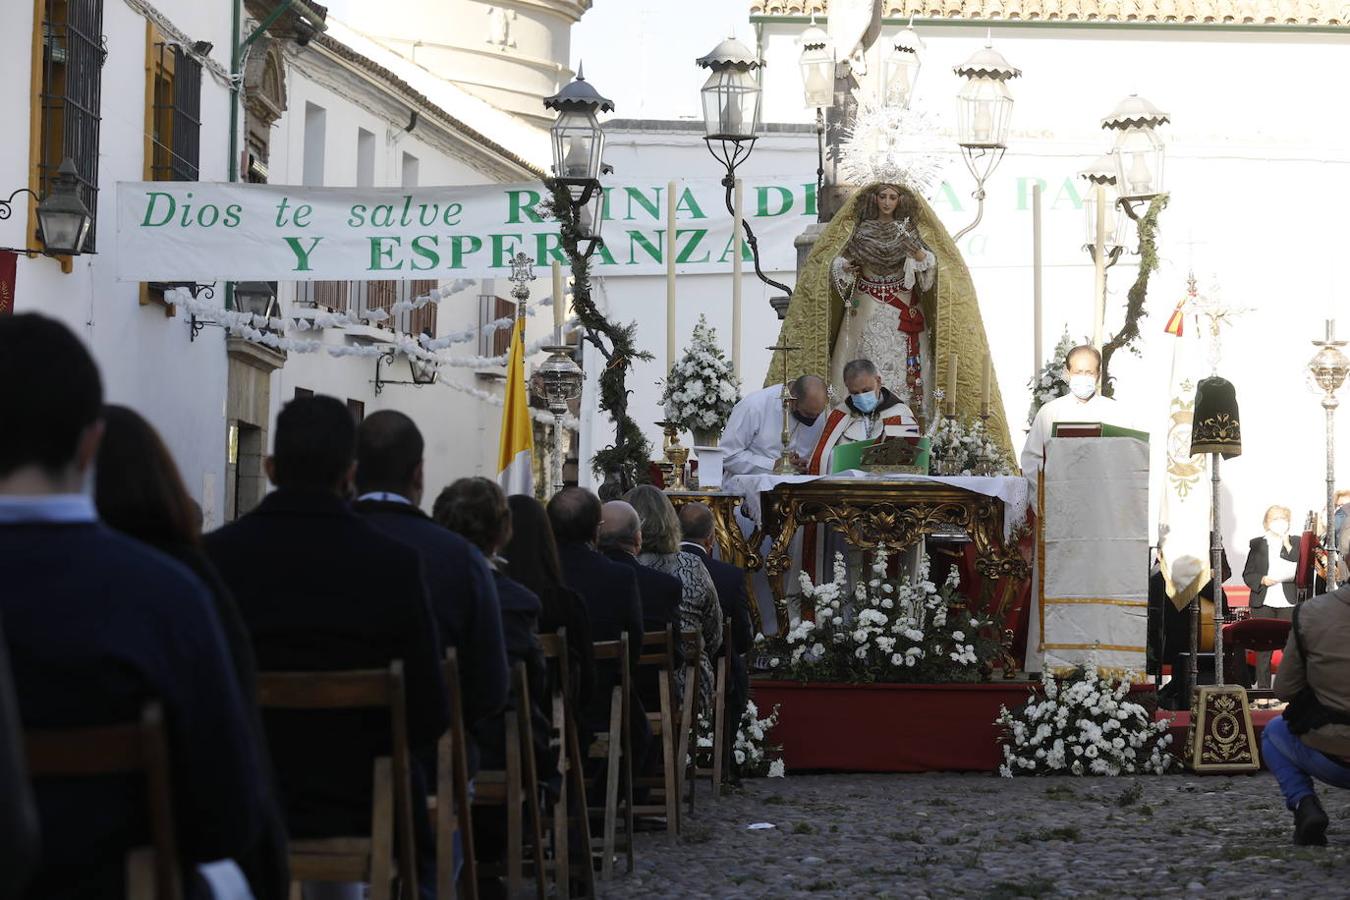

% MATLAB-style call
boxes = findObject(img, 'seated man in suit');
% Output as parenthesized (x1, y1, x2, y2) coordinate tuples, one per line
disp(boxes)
(0, 314, 267, 899)
(598, 500, 682, 640)
(353, 410, 509, 775)
(678, 502, 754, 771)
(548, 487, 650, 774)
(205, 396, 448, 900)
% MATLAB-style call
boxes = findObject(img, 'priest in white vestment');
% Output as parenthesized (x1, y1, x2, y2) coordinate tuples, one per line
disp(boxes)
(723, 376, 830, 476)
(808, 359, 920, 475)
(1021, 345, 1134, 504)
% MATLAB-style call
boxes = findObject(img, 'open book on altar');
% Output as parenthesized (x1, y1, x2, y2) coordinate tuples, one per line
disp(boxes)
(830, 435, 932, 474)
(1051, 421, 1150, 443)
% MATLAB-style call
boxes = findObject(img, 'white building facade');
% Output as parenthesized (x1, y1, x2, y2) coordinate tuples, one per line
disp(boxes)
(1, 0, 590, 522)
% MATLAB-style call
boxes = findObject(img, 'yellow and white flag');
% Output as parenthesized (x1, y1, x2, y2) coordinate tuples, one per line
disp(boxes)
(1157, 288, 1211, 610)
(497, 316, 534, 496)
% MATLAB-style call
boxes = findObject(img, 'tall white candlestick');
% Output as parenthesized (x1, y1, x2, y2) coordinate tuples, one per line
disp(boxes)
(666, 179, 677, 372)
(1032, 183, 1043, 382)
(1092, 182, 1107, 349)
(980, 354, 991, 418)
(551, 260, 564, 344)
(946, 353, 958, 417)
(733, 178, 744, 380)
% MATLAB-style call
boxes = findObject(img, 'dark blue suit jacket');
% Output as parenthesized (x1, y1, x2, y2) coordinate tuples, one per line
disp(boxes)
(1, 521, 265, 900)
(603, 548, 682, 636)
(680, 542, 753, 654)
(354, 499, 509, 740)
(205, 489, 448, 839)
(557, 542, 644, 672)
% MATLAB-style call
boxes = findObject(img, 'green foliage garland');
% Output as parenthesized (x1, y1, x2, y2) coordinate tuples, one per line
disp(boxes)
(546, 183, 653, 487)
(1101, 195, 1169, 398)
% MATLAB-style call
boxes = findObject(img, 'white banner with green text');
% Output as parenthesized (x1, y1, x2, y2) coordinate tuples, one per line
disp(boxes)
(114, 178, 818, 281)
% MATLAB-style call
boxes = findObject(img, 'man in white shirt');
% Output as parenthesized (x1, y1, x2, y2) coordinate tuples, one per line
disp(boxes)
(1021, 344, 1133, 493)
(722, 375, 830, 476)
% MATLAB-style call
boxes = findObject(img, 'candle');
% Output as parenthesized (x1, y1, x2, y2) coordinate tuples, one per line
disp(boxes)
(1032, 183, 1043, 386)
(946, 353, 958, 417)
(980, 354, 991, 417)
(551, 260, 564, 341)
(732, 177, 744, 380)
(666, 179, 677, 372)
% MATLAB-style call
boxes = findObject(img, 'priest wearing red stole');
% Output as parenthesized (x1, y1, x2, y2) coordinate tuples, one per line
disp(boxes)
(807, 358, 920, 475)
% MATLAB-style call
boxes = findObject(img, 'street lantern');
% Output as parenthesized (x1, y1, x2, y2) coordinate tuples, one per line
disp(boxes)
(544, 65, 613, 253)
(1308, 320, 1350, 588)
(533, 344, 585, 496)
(880, 21, 924, 110)
(951, 37, 1020, 242)
(408, 354, 438, 386)
(798, 19, 834, 109)
(1102, 94, 1169, 208)
(233, 281, 277, 319)
(1079, 154, 1128, 265)
(696, 36, 764, 172)
(35, 158, 93, 256)
(953, 39, 1019, 148)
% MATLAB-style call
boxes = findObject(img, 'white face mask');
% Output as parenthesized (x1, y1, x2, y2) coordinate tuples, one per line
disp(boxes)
(1068, 375, 1097, 400)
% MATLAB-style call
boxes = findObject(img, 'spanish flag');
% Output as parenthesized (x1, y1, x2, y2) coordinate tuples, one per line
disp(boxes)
(497, 316, 534, 496)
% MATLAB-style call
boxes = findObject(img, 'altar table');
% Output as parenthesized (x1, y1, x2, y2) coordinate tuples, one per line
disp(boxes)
(753, 475, 1031, 629)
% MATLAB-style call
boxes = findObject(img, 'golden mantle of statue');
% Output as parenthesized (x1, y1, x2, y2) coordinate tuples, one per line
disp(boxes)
(768, 182, 1014, 458)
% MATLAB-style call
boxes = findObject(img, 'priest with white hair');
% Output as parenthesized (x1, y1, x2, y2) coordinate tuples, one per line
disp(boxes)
(807, 358, 920, 475)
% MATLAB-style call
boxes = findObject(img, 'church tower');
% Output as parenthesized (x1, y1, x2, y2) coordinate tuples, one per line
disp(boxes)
(334, 0, 592, 128)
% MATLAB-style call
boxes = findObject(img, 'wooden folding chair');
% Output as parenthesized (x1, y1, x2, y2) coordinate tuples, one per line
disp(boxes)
(25, 702, 182, 900)
(257, 661, 416, 900)
(470, 662, 546, 900)
(691, 617, 732, 799)
(676, 630, 703, 814)
(434, 648, 477, 900)
(631, 627, 681, 841)
(536, 629, 596, 899)
(585, 633, 635, 880)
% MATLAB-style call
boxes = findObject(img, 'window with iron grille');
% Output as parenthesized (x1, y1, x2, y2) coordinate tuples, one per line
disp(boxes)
(149, 41, 201, 182)
(36, 0, 105, 253)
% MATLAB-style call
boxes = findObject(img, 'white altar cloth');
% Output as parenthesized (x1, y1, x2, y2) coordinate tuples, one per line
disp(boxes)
(1037, 437, 1149, 677)
(724, 470, 1030, 541)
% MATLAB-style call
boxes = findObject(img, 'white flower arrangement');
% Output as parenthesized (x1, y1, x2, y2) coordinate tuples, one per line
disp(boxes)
(1026, 330, 1076, 426)
(660, 314, 741, 438)
(996, 666, 1175, 777)
(927, 415, 1014, 476)
(763, 545, 1001, 683)
(695, 699, 784, 778)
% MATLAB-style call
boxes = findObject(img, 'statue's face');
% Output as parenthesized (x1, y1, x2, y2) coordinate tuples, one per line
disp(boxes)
(875, 187, 901, 217)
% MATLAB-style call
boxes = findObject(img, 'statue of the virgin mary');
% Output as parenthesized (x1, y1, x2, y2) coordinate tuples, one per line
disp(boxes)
(768, 181, 1014, 457)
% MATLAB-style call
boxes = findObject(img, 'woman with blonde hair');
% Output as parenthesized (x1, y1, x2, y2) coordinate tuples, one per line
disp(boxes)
(623, 485, 722, 712)
(1243, 504, 1301, 689)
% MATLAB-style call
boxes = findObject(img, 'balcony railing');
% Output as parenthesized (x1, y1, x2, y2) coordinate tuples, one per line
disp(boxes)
(297, 279, 439, 337)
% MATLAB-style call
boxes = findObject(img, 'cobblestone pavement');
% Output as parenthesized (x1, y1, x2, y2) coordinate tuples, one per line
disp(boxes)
(600, 773, 1350, 899)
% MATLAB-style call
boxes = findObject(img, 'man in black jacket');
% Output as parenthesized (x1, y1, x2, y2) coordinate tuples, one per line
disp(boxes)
(352, 410, 509, 775)
(205, 396, 448, 892)
(1, 314, 266, 900)
(548, 487, 650, 772)
(598, 499, 681, 636)
(678, 502, 754, 764)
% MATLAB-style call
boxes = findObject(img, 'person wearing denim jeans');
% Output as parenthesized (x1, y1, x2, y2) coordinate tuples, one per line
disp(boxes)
(1263, 585, 1350, 845)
